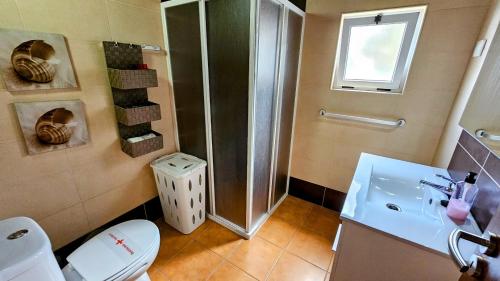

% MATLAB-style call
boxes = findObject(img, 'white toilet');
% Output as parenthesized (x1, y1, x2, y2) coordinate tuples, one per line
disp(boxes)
(0, 217, 160, 281)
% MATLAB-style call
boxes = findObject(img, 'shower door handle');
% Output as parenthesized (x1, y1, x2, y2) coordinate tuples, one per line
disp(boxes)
(448, 229, 500, 278)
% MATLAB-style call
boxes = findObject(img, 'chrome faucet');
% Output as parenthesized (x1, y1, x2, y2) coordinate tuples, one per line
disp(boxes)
(419, 174, 462, 196)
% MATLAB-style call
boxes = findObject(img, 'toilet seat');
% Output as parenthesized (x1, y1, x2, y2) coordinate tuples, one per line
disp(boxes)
(64, 220, 160, 281)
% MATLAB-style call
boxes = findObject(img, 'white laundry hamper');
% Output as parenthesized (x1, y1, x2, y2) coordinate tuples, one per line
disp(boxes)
(150, 152, 207, 234)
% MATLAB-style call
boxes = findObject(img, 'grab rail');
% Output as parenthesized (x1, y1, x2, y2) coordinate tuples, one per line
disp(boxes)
(476, 129, 500, 142)
(319, 109, 406, 128)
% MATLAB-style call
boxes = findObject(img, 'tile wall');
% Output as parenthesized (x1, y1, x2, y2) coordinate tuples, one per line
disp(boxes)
(291, 0, 490, 193)
(448, 130, 500, 231)
(0, 0, 176, 249)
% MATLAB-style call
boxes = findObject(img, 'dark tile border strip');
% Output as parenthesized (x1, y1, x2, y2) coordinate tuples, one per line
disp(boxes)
(289, 177, 346, 212)
(53, 196, 163, 267)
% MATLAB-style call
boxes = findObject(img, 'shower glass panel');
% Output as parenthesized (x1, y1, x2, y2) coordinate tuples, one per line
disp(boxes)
(165, 3, 207, 160)
(164, 3, 209, 210)
(273, 9, 303, 206)
(206, 0, 250, 228)
(251, 0, 283, 228)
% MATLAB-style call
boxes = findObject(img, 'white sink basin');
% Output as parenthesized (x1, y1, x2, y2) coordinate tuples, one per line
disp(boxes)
(341, 153, 481, 256)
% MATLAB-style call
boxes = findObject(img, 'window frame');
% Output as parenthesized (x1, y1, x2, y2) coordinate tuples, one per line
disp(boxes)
(331, 6, 427, 94)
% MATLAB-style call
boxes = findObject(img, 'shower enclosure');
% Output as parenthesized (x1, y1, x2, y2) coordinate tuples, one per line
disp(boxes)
(161, 0, 304, 237)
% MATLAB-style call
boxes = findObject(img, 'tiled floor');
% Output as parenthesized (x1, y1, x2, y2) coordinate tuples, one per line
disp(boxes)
(148, 196, 340, 281)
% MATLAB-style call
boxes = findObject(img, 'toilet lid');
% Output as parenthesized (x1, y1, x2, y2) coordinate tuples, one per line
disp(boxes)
(67, 220, 159, 281)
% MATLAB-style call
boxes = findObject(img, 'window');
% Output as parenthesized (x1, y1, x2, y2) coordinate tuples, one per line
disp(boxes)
(331, 6, 426, 94)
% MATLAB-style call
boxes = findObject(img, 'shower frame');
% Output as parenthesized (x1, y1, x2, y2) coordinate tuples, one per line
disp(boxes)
(160, 0, 305, 238)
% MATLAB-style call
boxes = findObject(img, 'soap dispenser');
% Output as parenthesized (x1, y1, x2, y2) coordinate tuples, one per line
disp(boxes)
(446, 172, 479, 222)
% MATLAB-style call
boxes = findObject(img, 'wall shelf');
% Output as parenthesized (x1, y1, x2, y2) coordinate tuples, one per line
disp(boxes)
(103, 41, 163, 158)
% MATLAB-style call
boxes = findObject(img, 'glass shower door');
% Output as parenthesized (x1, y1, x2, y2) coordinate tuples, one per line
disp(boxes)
(251, 0, 284, 229)
(272, 8, 304, 206)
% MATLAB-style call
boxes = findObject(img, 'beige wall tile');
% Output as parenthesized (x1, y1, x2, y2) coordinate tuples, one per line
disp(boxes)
(15, 0, 111, 41)
(83, 171, 157, 229)
(0, 105, 23, 144)
(405, 50, 473, 92)
(67, 41, 109, 88)
(0, 171, 81, 220)
(0, 0, 23, 29)
(106, 0, 164, 46)
(0, 140, 72, 182)
(428, 0, 491, 11)
(306, 0, 489, 14)
(72, 157, 150, 201)
(38, 203, 90, 250)
(419, 6, 489, 53)
(112, 0, 160, 11)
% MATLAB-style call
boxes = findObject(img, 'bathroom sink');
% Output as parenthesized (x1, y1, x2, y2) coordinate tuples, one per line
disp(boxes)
(341, 153, 481, 256)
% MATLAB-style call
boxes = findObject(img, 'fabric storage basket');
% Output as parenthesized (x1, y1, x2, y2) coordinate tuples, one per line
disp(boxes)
(108, 68, 158, 89)
(150, 152, 207, 234)
(115, 102, 161, 126)
(120, 131, 163, 158)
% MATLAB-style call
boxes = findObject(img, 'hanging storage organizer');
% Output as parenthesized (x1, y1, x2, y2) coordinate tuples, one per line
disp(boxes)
(103, 41, 163, 157)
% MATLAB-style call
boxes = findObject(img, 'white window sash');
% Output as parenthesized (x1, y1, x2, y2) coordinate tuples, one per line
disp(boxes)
(331, 7, 425, 93)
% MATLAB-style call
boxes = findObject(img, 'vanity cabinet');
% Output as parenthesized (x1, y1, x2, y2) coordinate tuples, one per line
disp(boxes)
(330, 220, 462, 281)
(460, 25, 500, 156)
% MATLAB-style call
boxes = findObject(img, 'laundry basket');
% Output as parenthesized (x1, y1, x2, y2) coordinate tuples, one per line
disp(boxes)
(150, 152, 207, 234)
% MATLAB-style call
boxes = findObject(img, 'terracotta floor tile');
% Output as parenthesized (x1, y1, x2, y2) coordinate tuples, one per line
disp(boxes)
(268, 252, 326, 281)
(193, 220, 244, 257)
(155, 224, 192, 261)
(273, 196, 314, 226)
(303, 205, 340, 239)
(150, 197, 341, 281)
(188, 218, 213, 237)
(257, 216, 298, 248)
(286, 227, 334, 271)
(328, 253, 335, 272)
(227, 236, 282, 280)
(207, 261, 256, 281)
(149, 267, 170, 281)
(157, 240, 223, 281)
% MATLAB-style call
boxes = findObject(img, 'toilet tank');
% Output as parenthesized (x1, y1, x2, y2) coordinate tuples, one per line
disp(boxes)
(0, 217, 65, 281)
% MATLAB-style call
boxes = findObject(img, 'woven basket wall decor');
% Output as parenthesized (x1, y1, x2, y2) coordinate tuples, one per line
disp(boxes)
(108, 68, 158, 89)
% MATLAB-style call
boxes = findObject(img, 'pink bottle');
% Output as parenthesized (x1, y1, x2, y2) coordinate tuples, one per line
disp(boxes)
(446, 172, 478, 222)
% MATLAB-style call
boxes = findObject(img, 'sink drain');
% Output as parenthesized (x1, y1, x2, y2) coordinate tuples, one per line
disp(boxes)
(386, 203, 401, 212)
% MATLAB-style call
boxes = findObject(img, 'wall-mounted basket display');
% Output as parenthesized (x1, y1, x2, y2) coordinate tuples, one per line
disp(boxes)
(108, 68, 158, 89)
(120, 131, 163, 157)
(103, 41, 163, 158)
(115, 101, 161, 126)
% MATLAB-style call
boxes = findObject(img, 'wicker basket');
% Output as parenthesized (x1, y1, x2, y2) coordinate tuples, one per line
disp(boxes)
(108, 68, 158, 89)
(120, 131, 163, 158)
(115, 102, 161, 126)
